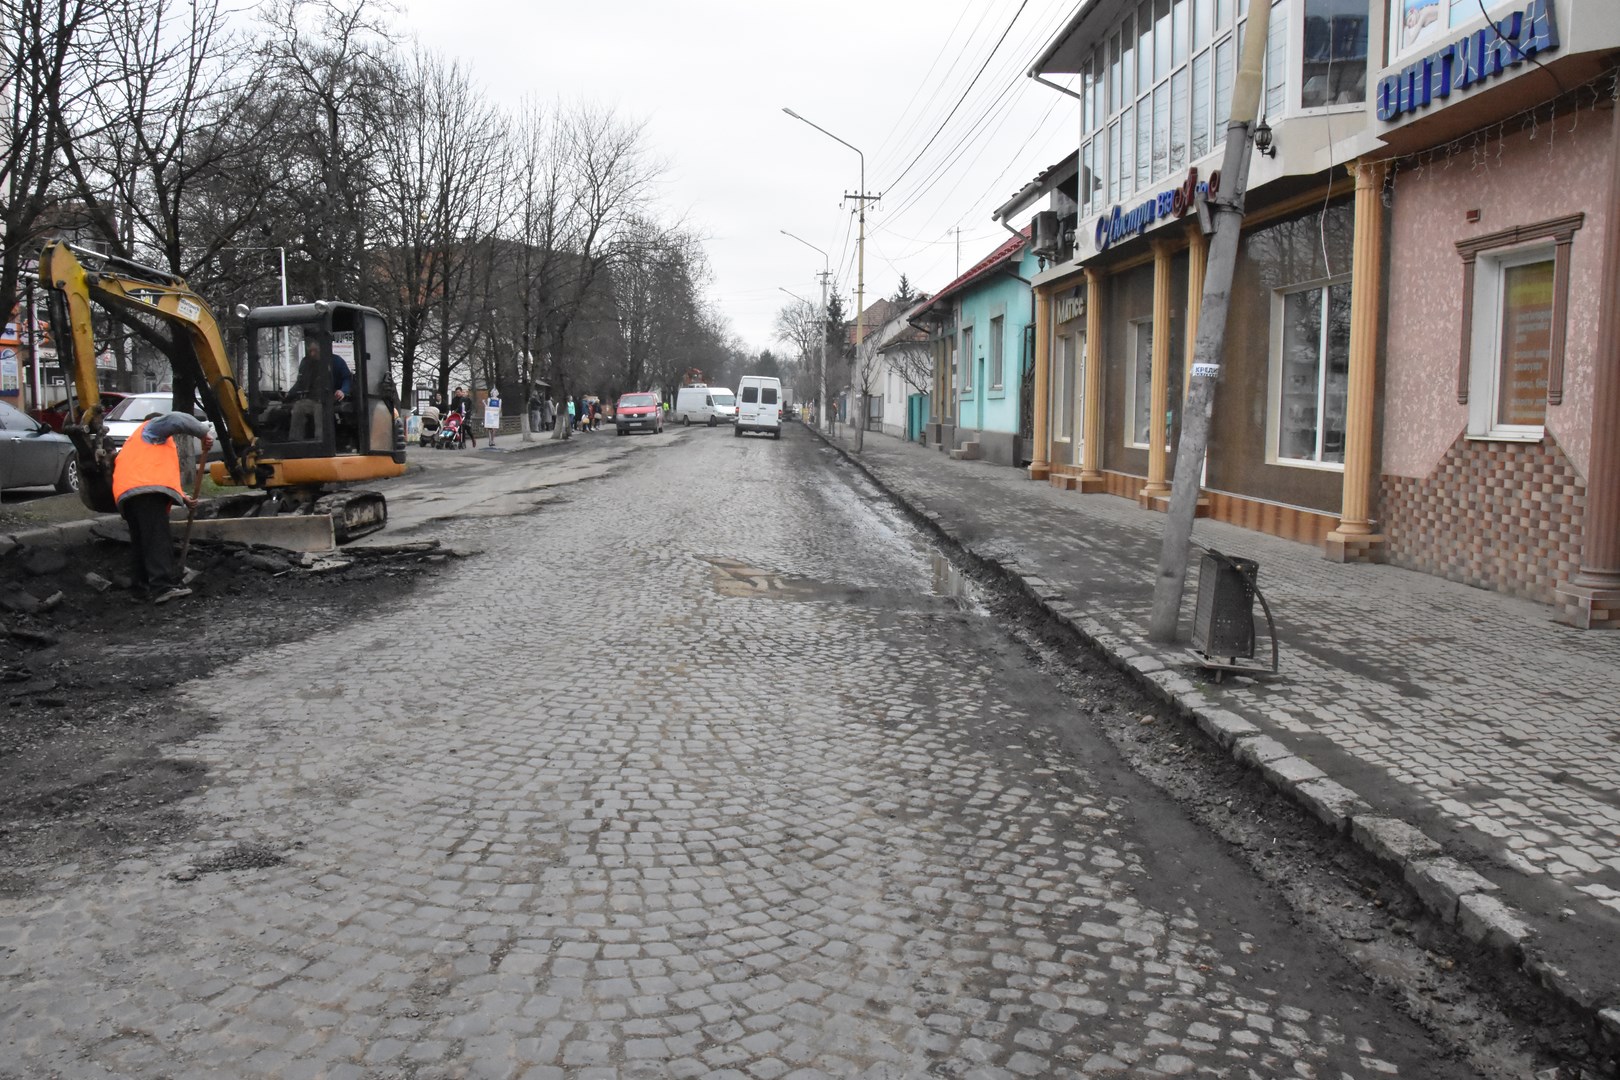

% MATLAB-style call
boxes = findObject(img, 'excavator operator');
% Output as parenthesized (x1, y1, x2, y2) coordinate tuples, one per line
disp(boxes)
(288, 338, 353, 441)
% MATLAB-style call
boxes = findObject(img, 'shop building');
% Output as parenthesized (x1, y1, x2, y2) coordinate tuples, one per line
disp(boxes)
(1369, 0, 1620, 627)
(1004, 0, 1620, 626)
(913, 227, 1039, 467)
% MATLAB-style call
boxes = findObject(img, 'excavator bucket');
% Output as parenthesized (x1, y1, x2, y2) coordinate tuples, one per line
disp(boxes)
(65, 428, 118, 514)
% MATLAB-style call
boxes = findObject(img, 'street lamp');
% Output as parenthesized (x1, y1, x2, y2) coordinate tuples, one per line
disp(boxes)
(780, 230, 831, 432)
(222, 245, 290, 383)
(783, 107, 877, 447)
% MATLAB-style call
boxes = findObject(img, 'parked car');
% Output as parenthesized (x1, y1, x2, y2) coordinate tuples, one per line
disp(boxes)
(0, 400, 80, 494)
(734, 375, 783, 440)
(28, 391, 131, 432)
(102, 392, 216, 454)
(615, 392, 664, 435)
(673, 384, 736, 427)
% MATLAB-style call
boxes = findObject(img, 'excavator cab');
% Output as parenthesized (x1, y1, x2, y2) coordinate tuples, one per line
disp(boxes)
(239, 302, 405, 466)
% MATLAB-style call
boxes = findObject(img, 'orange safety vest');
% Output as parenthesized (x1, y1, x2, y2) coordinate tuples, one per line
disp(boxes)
(112, 420, 184, 507)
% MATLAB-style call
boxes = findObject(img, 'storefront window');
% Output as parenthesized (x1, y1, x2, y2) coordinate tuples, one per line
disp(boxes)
(1273, 281, 1350, 466)
(1055, 334, 1076, 442)
(1128, 319, 1154, 447)
(1388, 0, 1477, 64)
(1495, 261, 1554, 429)
(1303, 0, 1368, 107)
(1466, 248, 1555, 438)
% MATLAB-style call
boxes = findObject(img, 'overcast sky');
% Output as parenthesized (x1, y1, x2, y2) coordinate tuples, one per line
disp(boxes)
(394, 0, 1081, 352)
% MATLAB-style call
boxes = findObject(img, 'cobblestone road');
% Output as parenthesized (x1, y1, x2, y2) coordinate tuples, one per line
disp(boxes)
(1, 425, 1478, 1079)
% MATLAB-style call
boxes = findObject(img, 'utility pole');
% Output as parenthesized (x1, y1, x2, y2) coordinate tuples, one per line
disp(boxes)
(846, 187, 880, 453)
(1147, 0, 1272, 642)
(817, 269, 832, 434)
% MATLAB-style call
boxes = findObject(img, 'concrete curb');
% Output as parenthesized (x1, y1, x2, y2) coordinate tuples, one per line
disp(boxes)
(808, 425, 1620, 1049)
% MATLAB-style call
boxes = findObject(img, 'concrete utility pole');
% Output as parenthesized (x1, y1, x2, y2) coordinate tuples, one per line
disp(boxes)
(817, 269, 832, 434)
(1146, 0, 1272, 643)
(781, 108, 879, 446)
(848, 185, 879, 454)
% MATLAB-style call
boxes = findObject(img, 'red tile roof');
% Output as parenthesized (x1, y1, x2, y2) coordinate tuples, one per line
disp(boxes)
(917, 226, 1032, 314)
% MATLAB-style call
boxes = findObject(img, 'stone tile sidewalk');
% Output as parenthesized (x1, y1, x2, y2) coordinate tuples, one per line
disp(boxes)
(815, 424, 1620, 1032)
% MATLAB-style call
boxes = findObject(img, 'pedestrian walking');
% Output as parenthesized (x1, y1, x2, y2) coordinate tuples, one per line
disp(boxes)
(450, 386, 478, 448)
(567, 397, 576, 431)
(114, 411, 213, 605)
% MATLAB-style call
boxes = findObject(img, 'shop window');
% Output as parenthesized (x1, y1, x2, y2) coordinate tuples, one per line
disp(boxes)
(1456, 214, 1581, 439)
(990, 316, 1005, 389)
(1269, 281, 1350, 468)
(1303, 0, 1368, 107)
(1127, 319, 1154, 448)
(1054, 334, 1073, 443)
(1388, 0, 1476, 64)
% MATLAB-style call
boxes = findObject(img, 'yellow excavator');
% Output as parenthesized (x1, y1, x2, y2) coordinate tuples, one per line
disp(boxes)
(37, 242, 407, 541)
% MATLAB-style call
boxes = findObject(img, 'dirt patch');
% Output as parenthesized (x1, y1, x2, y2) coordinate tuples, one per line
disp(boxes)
(0, 530, 448, 893)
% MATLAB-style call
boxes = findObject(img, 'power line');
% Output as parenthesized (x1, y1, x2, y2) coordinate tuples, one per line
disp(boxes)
(869, 0, 982, 179)
(882, 0, 1033, 194)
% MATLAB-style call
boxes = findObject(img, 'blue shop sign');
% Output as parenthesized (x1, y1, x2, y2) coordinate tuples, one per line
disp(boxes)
(1094, 168, 1218, 252)
(1376, 0, 1558, 122)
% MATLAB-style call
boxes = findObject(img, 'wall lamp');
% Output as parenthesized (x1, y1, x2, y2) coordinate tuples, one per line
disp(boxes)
(1254, 118, 1276, 158)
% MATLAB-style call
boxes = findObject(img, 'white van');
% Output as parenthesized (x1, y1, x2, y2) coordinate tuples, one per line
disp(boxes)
(734, 376, 782, 439)
(673, 384, 736, 426)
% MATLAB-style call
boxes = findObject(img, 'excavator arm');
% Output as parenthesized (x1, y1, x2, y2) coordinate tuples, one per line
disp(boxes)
(38, 242, 260, 511)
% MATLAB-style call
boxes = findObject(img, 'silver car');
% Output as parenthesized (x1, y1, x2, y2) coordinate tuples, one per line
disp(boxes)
(0, 400, 79, 494)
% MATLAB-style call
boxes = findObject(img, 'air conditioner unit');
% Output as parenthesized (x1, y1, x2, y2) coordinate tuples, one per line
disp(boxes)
(1032, 210, 1060, 256)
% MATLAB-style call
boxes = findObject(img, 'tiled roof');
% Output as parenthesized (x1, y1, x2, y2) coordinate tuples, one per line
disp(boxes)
(917, 226, 1031, 313)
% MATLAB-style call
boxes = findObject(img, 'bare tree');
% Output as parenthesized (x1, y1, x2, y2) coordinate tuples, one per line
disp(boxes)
(0, 0, 110, 324)
(373, 45, 503, 407)
(260, 0, 396, 303)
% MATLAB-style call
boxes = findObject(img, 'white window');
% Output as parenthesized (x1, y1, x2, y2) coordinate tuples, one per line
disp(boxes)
(989, 316, 1005, 389)
(1301, 0, 1368, 108)
(960, 325, 974, 397)
(1053, 333, 1072, 443)
(1468, 245, 1556, 440)
(1268, 280, 1350, 468)
(1126, 318, 1154, 448)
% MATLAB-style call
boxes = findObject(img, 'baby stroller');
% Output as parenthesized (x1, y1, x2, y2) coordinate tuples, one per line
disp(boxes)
(416, 404, 442, 447)
(435, 409, 468, 450)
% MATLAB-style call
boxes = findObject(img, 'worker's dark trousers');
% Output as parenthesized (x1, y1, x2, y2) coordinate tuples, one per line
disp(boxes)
(120, 493, 179, 593)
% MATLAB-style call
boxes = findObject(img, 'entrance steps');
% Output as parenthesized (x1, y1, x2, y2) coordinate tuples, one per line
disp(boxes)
(948, 441, 981, 462)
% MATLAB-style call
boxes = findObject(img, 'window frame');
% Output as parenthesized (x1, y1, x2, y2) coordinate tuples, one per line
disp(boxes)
(989, 314, 1006, 392)
(959, 323, 975, 399)
(1052, 332, 1073, 444)
(1265, 276, 1351, 471)
(1455, 213, 1582, 440)
(1294, 0, 1369, 115)
(1125, 317, 1155, 449)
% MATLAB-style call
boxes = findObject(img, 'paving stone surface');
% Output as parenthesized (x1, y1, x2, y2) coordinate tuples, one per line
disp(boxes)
(823, 428, 1620, 999)
(0, 427, 1476, 1077)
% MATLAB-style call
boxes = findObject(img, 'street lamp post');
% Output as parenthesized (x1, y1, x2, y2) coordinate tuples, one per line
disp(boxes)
(783, 108, 879, 448)
(780, 230, 830, 432)
(224, 245, 290, 382)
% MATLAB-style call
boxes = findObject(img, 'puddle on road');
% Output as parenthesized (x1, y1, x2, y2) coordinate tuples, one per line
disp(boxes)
(699, 551, 982, 615)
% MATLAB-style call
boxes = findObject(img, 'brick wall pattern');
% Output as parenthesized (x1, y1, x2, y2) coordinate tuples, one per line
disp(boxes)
(1380, 431, 1586, 606)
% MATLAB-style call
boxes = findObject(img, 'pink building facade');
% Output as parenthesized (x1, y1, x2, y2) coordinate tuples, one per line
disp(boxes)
(1372, 0, 1620, 626)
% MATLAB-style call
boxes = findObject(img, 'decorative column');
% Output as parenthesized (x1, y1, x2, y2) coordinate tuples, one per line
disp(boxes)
(1184, 224, 1208, 402)
(1325, 159, 1388, 562)
(1079, 267, 1107, 491)
(1139, 239, 1174, 505)
(1555, 98, 1620, 628)
(1029, 285, 1053, 481)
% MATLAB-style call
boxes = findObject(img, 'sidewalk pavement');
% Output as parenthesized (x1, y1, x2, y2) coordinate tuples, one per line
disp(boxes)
(813, 423, 1620, 1038)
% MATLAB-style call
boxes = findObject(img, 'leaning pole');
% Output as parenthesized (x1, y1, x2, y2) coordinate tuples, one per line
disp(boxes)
(1146, 0, 1272, 643)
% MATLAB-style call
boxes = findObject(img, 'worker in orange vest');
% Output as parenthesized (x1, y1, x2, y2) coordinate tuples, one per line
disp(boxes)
(112, 411, 213, 604)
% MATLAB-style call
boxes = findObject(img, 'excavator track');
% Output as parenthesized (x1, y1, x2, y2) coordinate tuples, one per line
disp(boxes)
(314, 490, 389, 544)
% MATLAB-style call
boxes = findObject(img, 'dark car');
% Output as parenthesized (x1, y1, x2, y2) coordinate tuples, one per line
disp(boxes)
(615, 392, 663, 436)
(28, 391, 131, 432)
(0, 400, 80, 494)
